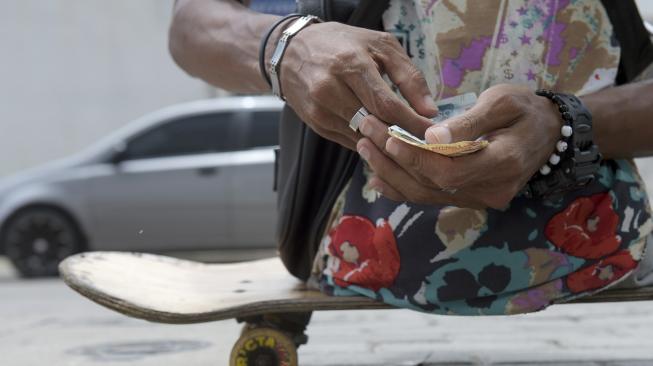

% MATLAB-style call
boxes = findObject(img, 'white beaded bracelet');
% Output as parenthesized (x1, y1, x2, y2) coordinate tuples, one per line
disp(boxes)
(537, 91, 574, 176)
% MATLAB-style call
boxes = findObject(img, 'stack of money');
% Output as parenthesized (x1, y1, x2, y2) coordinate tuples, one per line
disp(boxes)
(387, 92, 487, 157)
(431, 92, 477, 123)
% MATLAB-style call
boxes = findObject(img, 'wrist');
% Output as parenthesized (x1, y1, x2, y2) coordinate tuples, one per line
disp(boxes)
(522, 90, 601, 199)
(259, 14, 303, 88)
(267, 15, 322, 100)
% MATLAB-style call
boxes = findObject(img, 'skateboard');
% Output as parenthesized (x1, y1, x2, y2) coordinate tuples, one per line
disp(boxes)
(59, 251, 653, 366)
(59, 251, 388, 365)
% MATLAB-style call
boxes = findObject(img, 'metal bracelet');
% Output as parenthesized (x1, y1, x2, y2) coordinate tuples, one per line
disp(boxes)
(269, 15, 321, 100)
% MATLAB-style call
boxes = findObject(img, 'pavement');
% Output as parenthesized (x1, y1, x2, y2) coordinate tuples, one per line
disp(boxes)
(2, 256, 653, 366)
(2, 158, 653, 366)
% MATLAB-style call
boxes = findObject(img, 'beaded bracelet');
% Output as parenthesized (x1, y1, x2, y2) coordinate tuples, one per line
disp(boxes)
(534, 89, 574, 176)
(258, 13, 303, 87)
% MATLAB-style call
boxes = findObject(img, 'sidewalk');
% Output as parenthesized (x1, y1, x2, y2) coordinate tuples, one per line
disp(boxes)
(1, 275, 652, 366)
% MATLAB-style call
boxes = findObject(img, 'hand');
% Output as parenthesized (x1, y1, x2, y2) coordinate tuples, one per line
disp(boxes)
(277, 21, 437, 150)
(356, 84, 562, 209)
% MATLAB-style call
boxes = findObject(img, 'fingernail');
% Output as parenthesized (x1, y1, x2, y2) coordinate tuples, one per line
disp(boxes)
(358, 146, 370, 161)
(424, 95, 438, 112)
(359, 119, 372, 136)
(426, 125, 452, 144)
(386, 139, 399, 156)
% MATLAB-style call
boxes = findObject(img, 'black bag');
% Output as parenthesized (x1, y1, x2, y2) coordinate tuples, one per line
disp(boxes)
(275, 0, 653, 281)
(276, 0, 390, 281)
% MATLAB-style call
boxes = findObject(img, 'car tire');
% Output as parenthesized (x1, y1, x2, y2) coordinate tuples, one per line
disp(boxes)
(1, 206, 85, 278)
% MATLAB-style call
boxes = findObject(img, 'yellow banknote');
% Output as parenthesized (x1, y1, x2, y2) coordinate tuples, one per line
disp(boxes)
(387, 125, 488, 157)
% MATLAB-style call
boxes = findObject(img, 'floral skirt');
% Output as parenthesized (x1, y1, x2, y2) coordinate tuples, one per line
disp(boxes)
(312, 159, 653, 315)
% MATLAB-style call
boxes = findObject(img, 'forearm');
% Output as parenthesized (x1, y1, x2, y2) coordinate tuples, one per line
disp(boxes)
(169, 0, 279, 92)
(583, 79, 653, 159)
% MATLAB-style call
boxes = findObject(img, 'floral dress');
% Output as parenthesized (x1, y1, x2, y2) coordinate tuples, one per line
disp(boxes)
(312, 0, 653, 315)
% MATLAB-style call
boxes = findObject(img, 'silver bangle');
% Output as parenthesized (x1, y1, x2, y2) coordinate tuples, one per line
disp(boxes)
(269, 15, 321, 100)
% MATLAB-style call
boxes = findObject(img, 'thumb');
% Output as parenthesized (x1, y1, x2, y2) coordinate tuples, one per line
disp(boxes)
(424, 104, 496, 144)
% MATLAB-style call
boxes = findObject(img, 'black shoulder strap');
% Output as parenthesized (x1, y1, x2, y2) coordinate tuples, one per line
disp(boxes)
(600, 0, 653, 84)
(277, 0, 391, 281)
(297, 0, 390, 26)
(347, 0, 390, 29)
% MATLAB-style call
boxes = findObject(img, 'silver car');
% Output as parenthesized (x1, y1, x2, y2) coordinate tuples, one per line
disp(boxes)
(0, 96, 283, 277)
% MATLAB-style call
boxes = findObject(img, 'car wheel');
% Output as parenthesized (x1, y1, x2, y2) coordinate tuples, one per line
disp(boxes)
(1, 207, 85, 277)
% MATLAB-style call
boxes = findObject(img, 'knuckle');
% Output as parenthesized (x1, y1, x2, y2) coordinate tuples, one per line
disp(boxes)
(495, 91, 525, 117)
(437, 174, 455, 189)
(304, 104, 325, 127)
(502, 148, 526, 175)
(307, 78, 331, 101)
(397, 66, 427, 89)
(331, 50, 363, 72)
(406, 151, 425, 172)
(377, 32, 397, 46)
(458, 114, 479, 138)
(495, 92, 516, 109)
(408, 66, 426, 84)
(484, 192, 512, 210)
(375, 94, 401, 118)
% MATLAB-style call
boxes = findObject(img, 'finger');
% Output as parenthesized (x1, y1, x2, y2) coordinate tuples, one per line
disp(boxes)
(311, 78, 364, 127)
(361, 116, 437, 187)
(424, 99, 518, 144)
(308, 106, 360, 149)
(313, 125, 357, 151)
(344, 62, 432, 136)
(358, 114, 390, 151)
(368, 34, 438, 117)
(368, 175, 407, 202)
(384, 136, 455, 185)
(394, 130, 509, 191)
(357, 138, 454, 205)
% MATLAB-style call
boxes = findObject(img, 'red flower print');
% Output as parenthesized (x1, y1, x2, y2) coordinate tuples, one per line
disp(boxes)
(328, 215, 400, 291)
(545, 193, 621, 259)
(566, 250, 637, 293)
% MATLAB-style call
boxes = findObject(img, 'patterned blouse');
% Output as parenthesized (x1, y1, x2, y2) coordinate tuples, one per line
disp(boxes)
(312, 0, 653, 315)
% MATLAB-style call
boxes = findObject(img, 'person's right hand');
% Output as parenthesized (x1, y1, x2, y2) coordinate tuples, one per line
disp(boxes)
(276, 21, 437, 150)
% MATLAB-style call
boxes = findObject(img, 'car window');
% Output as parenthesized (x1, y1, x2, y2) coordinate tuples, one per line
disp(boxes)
(123, 110, 281, 161)
(241, 111, 280, 149)
(125, 113, 237, 160)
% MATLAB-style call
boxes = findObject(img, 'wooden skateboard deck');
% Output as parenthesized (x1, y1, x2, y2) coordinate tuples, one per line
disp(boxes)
(59, 251, 391, 324)
(60, 251, 653, 366)
(61, 251, 653, 324)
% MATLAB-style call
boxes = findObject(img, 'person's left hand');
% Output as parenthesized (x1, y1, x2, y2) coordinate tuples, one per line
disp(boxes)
(356, 84, 563, 209)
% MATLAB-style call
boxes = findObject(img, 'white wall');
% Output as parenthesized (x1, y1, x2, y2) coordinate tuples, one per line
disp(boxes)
(0, 1, 212, 177)
(0, 0, 652, 186)
(636, 0, 653, 20)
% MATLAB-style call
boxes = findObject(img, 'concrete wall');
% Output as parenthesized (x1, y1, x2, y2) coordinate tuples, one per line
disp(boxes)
(0, 1, 212, 177)
(0, 0, 652, 182)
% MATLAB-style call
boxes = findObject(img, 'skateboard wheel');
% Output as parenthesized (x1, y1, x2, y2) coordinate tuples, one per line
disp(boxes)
(230, 327, 298, 366)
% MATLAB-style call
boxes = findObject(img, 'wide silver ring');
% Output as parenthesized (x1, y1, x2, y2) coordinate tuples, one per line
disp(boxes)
(349, 107, 369, 132)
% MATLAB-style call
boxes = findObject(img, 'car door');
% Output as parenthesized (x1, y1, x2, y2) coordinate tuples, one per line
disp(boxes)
(85, 112, 241, 252)
(223, 110, 280, 248)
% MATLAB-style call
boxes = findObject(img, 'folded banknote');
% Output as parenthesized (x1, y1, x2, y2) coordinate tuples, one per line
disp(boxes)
(387, 92, 487, 157)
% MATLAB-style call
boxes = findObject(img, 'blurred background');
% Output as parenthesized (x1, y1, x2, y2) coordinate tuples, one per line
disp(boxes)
(1, 2, 653, 366)
(0, 0, 299, 277)
(0, 0, 652, 278)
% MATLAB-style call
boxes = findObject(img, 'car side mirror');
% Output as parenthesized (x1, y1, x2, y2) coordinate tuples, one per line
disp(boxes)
(109, 143, 128, 165)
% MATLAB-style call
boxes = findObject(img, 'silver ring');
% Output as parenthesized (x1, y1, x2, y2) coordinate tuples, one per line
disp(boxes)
(349, 107, 369, 132)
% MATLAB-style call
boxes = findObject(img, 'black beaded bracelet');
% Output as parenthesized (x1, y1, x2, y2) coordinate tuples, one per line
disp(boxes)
(259, 13, 302, 87)
(534, 89, 575, 176)
(521, 89, 601, 199)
